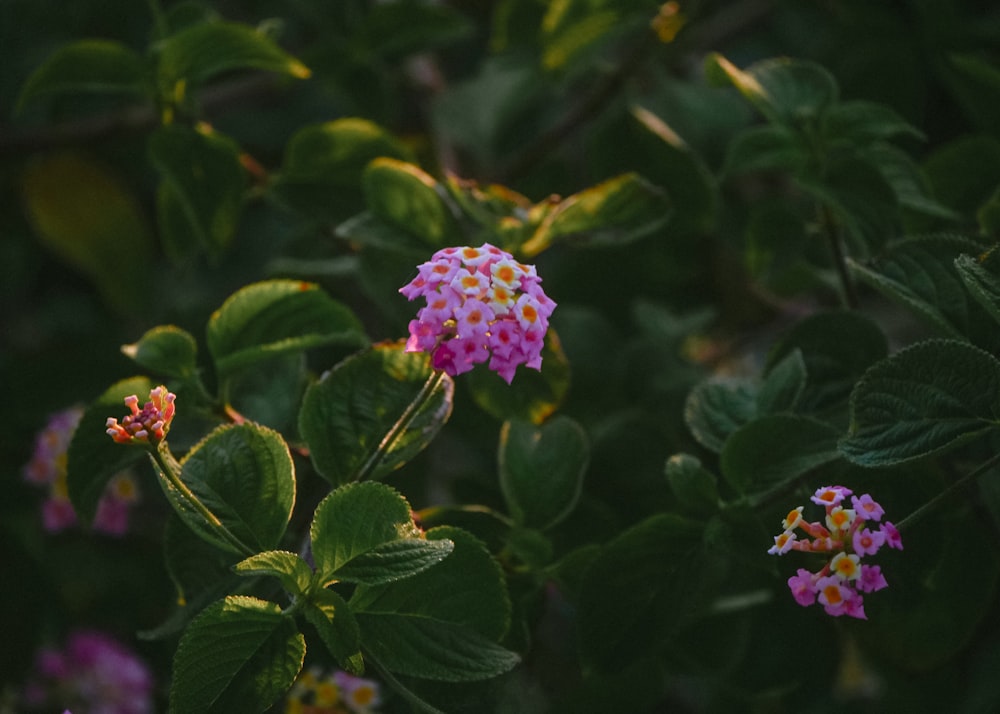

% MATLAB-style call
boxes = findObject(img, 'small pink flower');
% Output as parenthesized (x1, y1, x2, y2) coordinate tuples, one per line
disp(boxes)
(852, 527, 886, 557)
(788, 568, 818, 606)
(768, 531, 797, 555)
(811, 485, 852, 507)
(881, 521, 903, 550)
(851, 493, 885, 521)
(816, 575, 850, 616)
(858, 564, 888, 593)
(106, 386, 176, 445)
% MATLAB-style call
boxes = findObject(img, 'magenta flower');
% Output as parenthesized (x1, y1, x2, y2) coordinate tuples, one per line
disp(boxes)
(106, 386, 176, 445)
(399, 243, 556, 384)
(768, 485, 900, 619)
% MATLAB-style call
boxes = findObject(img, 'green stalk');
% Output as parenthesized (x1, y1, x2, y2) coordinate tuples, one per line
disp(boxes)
(896, 451, 1000, 531)
(820, 203, 860, 309)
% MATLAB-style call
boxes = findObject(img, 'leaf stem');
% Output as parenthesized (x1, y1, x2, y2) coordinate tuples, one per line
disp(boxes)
(896, 451, 1000, 531)
(820, 203, 859, 309)
(353, 369, 447, 483)
(150, 441, 255, 556)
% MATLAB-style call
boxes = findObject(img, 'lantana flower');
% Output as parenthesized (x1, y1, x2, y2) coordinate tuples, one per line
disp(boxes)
(768, 485, 902, 619)
(285, 665, 382, 714)
(24, 407, 141, 536)
(106, 386, 176, 445)
(399, 243, 556, 384)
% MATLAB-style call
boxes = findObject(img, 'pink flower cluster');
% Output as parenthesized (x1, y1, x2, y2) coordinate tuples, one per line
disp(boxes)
(22, 629, 154, 714)
(285, 664, 382, 714)
(399, 243, 556, 384)
(24, 407, 140, 535)
(106, 386, 176, 445)
(768, 485, 902, 620)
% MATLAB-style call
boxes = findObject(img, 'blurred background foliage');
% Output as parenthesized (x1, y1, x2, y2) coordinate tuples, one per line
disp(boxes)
(3, 0, 1000, 711)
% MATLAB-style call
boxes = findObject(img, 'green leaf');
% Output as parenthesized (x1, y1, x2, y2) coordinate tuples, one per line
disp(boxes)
(664, 453, 719, 517)
(683, 378, 757, 453)
(163, 514, 240, 609)
(498, 416, 589, 530)
(720, 415, 842, 493)
(170, 423, 295, 553)
(149, 124, 246, 262)
(121, 325, 198, 379)
(233, 551, 313, 597)
(156, 20, 310, 90)
(310, 481, 448, 585)
(849, 234, 996, 348)
(840, 339, 1000, 467)
(17, 39, 149, 109)
(576, 514, 712, 672)
(66, 377, 155, 522)
(170, 596, 305, 714)
(301, 587, 363, 675)
(955, 252, 1000, 326)
(362, 158, 459, 247)
(867, 144, 960, 220)
(923, 134, 1000, 219)
(206, 280, 367, 377)
(352, 527, 516, 681)
(766, 310, 888, 411)
(979, 186, 1000, 236)
(757, 348, 806, 414)
(822, 100, 924, 144)
(298, 342, 453, 486)
(705, 54, 838, 126)
(466, 328, 570, 424)
(722, 125, 803, 176)
(522, 173, 672, 256)
(363, 1, 474, 59)
(945, 53, 1000, 137)
(269, 118, 415, 221)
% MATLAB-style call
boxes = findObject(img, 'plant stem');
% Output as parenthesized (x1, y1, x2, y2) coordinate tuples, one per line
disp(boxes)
(145, 0, 168, 40)
(354, 370, 447, 483)
(151, 441, 255, 557)
(896, 451, 1000, 531)
(820, 203, 859, 309)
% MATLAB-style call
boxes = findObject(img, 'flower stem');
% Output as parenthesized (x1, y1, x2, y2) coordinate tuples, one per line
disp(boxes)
(151, 442, 255, 557)
(896, 451, 1000, 531)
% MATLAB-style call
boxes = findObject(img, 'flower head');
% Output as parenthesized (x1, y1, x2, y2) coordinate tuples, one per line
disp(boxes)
(106, 386, 176, 445)
(769, 486, 900, 619)
(285, 665, 382, 714)
(399, 243, 555, 384)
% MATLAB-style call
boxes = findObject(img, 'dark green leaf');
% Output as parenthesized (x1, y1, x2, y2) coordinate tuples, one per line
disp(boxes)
(822, 100, 924, 144)
(156, 20, 310, 89)
(498, 416, 589, 530)
(206, 280, 367, 377)
(170, 596, 305, 714)
(757, 348, 806, 414)
(299, 342, 453, 485)
(840, 339, 1000, 466)
(335, 539, 455, 586)
(233, 551, 312, 597)
(163, 514, 241, 610)
(301, 587, 363, 675)
(17, 39, 149, 109)
(362, 158, 459, 247)
(466, 328, 570, 424)
(664, 453, 719, 517)
(867, 144, 960, 220)
(979, 187, 1000, 237)
(170, 423, 295, 553)
(720, 414, 842, 493)
(923, 134, 1000, 219)
(945, 53, 1000, 137)
(683, 378, 757, 453)
(723, 125, 803, 176)
(364, 1, 474, 59)
(121, 325, 198, 379)
(149, 124, 246, 262)
(955, 251, 1000, 326)
(67, 377, 155, 522)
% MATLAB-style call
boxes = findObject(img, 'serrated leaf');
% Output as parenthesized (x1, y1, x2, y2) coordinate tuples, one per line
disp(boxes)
(66, 377, 155, 522)
(576, 514, 712, 672)
(352, 527, 516, 681)
(149, 124, 246, 262)
(167, 423, 295, 554)
(299, 342, 452, 486)
(170, 596, 305, 714)
(523, 173, 671, 256)
(721, 414, 842, 493)
(822, 100, 924, 144)
(849, 234, 997, 348)
(234, 551, 312, 597)
(301, 587, 363, 675)
(498, 416, 589, 530)
(867, 144, 960, 220)
(466, 328, 570, 424)
(705, 54, 838, 126)
(683, 378, 757, 453)
(362, 158, 459, 247)
(156, 20, 310, 90)
(840, 339, 1000, 467)
(17, 39, 149, 109)
(723, 125, 803, 176)
(121, 325, 198, 378)
(335, 539, 455, 586)
(664, 453, 719, 517)
(955, 252, 1000, 326)
(206, 280, 367, 377)
(757, 348, 806, 414)
(311, 481, 434, 585)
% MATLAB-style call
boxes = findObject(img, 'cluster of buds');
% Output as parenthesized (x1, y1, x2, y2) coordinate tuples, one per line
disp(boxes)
(399, 243, 556, 384)
(285, 665, 381, 714)
(106, 386, 176, 445)
(768, 485, 903, 619)
(24, 407, 140, 535)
